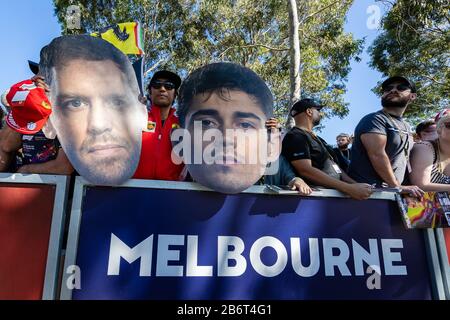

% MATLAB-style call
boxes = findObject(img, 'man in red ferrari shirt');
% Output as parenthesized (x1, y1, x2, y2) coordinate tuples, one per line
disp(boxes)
(133, 70, 184, 180)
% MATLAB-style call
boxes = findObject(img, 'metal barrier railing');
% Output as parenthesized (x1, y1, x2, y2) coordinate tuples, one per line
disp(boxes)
(1, 174, 448, 300)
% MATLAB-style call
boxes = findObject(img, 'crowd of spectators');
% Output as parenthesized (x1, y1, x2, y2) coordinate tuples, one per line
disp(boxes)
(0, 46, 445, 199)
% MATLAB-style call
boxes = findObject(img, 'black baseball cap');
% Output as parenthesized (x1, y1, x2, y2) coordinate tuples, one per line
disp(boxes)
(149, 70, 181, 90)
(290, 98, 324, 117)
(381, 76, 416, 93)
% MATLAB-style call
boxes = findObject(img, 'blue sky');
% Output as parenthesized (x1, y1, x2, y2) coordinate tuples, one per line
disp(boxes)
(0, 0, 387, 146)
(320, 0, 387, 144)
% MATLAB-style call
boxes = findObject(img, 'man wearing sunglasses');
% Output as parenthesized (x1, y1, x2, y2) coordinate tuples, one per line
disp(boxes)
(348, 76, 424, 197)
(133, 70, 184, 180)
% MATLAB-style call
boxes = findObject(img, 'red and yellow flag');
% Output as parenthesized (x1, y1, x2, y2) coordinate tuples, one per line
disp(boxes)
(91, 22, 144, 55)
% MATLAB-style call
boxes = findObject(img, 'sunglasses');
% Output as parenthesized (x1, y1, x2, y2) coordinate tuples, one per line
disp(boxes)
(291, 106, 322, 117)
(383, 83, 411, 93)
(150, 80, 176, 90)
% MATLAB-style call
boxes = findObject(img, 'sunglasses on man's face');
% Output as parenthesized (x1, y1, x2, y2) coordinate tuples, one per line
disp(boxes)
(151, 80, 176, 90)
(291, 106, 322, 117)
(383, 83, 411, 93)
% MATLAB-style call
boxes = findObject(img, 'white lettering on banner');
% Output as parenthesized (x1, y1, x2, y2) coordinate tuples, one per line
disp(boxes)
(291, 238, 320, 277)
(156, 234, 184, 276)
(106, 234, 408, 278)
(107, 233, 153, 276)
(381, 239, 407, 275)
(323, 238, 351, 276)
(250, 236, 288, 277)
(217, 236, 247, 277)
(352, 239, 380, 276)
(186, 235, 213, 276)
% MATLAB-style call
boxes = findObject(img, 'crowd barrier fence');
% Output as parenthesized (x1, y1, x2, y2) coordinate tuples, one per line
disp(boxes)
(0, 174, 448, 300)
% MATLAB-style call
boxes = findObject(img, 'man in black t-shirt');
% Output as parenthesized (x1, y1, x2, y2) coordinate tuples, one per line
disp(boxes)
(282, 98, 372, 200)
(333, 133, 351, 173)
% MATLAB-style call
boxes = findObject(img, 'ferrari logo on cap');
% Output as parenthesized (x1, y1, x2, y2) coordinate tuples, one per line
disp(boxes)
(41, 101, 52, 110)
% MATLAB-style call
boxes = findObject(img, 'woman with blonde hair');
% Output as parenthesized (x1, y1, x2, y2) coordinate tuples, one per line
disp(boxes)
(410, 109, 450, 191)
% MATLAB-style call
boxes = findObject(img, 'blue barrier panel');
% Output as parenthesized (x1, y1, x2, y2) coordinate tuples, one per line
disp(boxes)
(62, 178, 438, 300)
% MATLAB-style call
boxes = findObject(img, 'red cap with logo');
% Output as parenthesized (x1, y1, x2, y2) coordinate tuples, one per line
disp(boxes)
(5, 80, 52, 134)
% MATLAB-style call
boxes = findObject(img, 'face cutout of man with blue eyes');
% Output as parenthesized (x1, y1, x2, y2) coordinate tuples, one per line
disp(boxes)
(40, 35, 147, 184)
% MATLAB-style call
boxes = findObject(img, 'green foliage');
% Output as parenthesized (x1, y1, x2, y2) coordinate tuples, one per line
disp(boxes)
(369, 0, 449, 122)
(53, 0, 362, 121)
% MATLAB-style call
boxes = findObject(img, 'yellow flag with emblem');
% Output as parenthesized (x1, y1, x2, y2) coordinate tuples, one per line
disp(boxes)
(91, 22, 144, 55)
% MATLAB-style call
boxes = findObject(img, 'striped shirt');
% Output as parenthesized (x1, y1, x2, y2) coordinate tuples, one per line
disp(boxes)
(426, 140, 450, 184)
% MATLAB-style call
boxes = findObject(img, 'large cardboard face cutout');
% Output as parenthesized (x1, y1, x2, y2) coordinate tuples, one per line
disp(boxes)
(41, 35, 147, 184)
(174, 62, 280, 194)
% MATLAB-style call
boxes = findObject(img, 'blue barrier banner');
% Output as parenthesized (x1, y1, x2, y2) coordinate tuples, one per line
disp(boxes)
(71, 187, 433, 300)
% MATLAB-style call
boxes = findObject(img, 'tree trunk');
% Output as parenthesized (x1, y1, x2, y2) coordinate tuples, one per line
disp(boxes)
(286, 0, 301, 129)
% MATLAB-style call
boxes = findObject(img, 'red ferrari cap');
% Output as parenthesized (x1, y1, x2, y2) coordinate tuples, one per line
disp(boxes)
(5, 80, 52, 134)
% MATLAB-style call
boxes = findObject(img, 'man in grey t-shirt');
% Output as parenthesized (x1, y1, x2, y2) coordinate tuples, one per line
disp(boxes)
(348, 76, 423, 197)
(350, 111, 412, 184)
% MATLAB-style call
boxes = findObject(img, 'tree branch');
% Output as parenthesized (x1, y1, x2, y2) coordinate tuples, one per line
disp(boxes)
(219, 43, 288, 59)
(301, 0, 342, 23)
(144, 56, 171, 77)
(422, 74, 445, 86)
